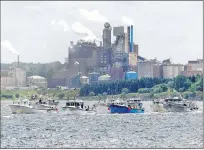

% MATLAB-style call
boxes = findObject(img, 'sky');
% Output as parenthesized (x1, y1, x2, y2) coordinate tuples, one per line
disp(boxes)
(1, 1, 203, 64)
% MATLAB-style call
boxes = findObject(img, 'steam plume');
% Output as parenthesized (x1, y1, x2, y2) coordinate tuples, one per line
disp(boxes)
(1, 40, 20, 55)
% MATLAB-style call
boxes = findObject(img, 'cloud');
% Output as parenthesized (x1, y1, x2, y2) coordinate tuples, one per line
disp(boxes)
(1, 40, 19, 55)
(24, 5, 44, 14)
(72, 22, 94, 36)
(50, 20, 70, 32)
(121, 16, 135, 25)
(79, 9, 108, 22)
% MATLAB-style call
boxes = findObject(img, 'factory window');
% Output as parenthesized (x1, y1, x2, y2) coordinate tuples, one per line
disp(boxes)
(101, 61, 103, 63)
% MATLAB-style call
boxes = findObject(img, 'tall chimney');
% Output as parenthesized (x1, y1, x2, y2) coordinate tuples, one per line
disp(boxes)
(127, 26, 131, 53)
(17, 55, 19, 68)
(131, 25, 133, 53)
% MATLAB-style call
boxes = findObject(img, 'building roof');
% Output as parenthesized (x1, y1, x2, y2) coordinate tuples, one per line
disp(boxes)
(98, 74, 111, 80)
(81, 76, 88, 79)
(28, 75, 45, 79)
(127, 71, 137, 73)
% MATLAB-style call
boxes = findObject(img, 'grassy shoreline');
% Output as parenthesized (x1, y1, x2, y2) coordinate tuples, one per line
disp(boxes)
(1, 89, 203, 101)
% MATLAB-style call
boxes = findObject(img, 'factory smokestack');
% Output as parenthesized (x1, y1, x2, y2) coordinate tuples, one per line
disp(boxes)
(17, 55, 19, 68)
(127, 26, 130, 52)
(130, 25, 133, 53)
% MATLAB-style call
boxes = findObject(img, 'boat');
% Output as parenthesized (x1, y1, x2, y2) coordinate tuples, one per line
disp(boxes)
(33, 99, 59, 111)
(162, 97, 191, 112)
(93, 100, 110, 114)
(150, 99, 165, 112)
(108, 98, 145, 114)
(9, 99, 36, 114)
(62, 100, 90, 115)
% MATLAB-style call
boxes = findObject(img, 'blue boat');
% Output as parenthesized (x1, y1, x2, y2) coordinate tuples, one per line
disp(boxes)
(108, 98, 145, 114)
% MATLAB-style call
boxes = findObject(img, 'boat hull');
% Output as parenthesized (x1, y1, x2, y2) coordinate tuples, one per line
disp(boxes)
(150, 104, 165, 112)
(34, 104, 55, 110)
(109, 105, 144, 114)
(95, 106, 110, 114)
(62, 107, 86, 115)
(9, 104, 35, 114)
(163, 103, 188, 112)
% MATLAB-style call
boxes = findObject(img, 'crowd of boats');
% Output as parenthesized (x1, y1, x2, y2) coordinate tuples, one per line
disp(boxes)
(8, 95, 199, 115)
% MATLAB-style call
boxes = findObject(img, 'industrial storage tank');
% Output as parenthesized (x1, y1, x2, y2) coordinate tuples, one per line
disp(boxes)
(88, 72, 100, 84)
(98, 74, 111, 82)
(125, 71, 138, 80)
(162, 65, 173, 78)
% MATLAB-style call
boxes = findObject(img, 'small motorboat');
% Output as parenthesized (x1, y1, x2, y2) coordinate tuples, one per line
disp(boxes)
(34, 99, 59, 111)
(9, 99, 36, 114)
(108, 98, 145, 114)
(163, 97, 192, 112)
(93, 100, 110, 114)
(62, 100, 86, 115)
(150, 99, 165, 112)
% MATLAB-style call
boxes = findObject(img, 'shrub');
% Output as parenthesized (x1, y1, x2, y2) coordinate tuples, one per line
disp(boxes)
(122, 88, 129, 94)
(58, 93, 65, 99)
(15, 93, 20, 98)
(138, 88, 151, 93)
(89, 91, 95, 97)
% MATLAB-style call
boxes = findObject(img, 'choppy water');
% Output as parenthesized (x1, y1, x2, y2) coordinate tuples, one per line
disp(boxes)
(1, 100, 203, 148)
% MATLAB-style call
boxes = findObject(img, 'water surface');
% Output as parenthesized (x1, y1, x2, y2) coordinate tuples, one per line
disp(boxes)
(1, 100, 203, 148)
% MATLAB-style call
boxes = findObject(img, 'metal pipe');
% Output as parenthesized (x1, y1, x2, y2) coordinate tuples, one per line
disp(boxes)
(127, 26, 130, 53)
(17, 55, 19, 68)
(131, 25, 133, 53)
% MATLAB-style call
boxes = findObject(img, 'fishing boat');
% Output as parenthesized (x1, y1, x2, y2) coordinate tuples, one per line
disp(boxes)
(163, 97, 191, 112)
(150, 99, 165, 112)
(108, 98, 145, 114)
(33, 99, 59, 111)
(62, 100, 93, 115)
(9, 99, 36, 114)
(93, 100, 110, 114)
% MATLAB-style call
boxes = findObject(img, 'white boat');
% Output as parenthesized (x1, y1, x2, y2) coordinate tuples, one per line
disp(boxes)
(9, 99, 36, 114)
(34, 99, 59, 111)
(93, 101, 110, 114)
(163, 97, 191, 112)
(150, 99, 165, 112)
(62, 100, 87, 115)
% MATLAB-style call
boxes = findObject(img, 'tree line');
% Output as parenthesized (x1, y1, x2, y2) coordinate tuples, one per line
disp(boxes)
(79, 75, 203, 96)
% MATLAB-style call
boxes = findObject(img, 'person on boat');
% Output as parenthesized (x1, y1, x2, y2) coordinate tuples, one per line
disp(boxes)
(81, 103, 84, 109)
(39, 99, 42, 104)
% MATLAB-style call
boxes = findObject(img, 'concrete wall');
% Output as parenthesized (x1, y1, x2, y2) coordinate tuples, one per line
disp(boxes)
(1, 77, 15, 89)
(27, 76, 47, 88)
(180, 71, 203, 77)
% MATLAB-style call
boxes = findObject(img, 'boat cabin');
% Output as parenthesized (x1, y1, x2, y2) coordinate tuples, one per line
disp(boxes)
(13, 99, 31, 106)
(65, 100, 84, 108)
(164, 97, 183, 103)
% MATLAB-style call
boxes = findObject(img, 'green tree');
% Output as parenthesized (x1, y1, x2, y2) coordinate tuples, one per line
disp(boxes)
(15, 93, 20, 98)
(97, 94, 103, 100)
(167, 81, 174, 88)
(102, 92, 107, 99)
(183, 79, 191, 91)
(122, 88, 129, 94)
(89, 91, 95, 97)
(58, 93, 65, 99)
(190, 85, 196, 93)
(174, 75, 187, 91)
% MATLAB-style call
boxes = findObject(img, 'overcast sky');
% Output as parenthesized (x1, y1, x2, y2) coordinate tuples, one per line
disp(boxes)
(1, 1, 203, 64)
